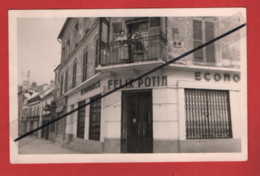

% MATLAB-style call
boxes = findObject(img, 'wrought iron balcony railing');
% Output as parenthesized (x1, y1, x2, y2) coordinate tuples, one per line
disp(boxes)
(100, 34, 167, 67)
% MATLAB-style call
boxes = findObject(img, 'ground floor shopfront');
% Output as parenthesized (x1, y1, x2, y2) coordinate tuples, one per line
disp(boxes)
(25, 116, 39, 136)
(61, 64, 242, 153)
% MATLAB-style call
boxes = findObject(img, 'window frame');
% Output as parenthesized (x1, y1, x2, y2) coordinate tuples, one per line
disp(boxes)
(192, 18, 216, 63)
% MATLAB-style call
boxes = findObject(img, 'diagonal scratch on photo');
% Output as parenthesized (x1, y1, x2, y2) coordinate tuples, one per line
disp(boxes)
(14, 10, 247, 156)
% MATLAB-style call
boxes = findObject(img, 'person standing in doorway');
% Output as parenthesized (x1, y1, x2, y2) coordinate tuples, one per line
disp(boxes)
(116, 30, 128, 63)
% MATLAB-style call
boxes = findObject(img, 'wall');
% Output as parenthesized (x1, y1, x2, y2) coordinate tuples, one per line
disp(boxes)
(153, 88, 179, 152)
(54, 18, 99, 100)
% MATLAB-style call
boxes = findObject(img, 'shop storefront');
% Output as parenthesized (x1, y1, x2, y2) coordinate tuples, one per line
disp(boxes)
(55, 97, 67, 144)
(62, 63, 241, 153)
(26, 116, 39, 136)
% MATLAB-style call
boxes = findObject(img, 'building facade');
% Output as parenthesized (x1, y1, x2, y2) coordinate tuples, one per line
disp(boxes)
(20, 83, 55, 139)
(53, 17, 242, 153)
(39, 87, 56, 140)
(25, 93, 41, 136)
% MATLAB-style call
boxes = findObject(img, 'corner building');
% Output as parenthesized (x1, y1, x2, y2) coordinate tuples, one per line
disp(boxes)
(54, 17, 242, 153)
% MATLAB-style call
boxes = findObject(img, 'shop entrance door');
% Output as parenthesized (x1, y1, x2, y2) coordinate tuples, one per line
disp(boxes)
(41, 120, 50, 140)
(121, 90, 153, 153)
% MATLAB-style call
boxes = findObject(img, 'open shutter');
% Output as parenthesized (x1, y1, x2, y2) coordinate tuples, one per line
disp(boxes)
(193, 20, 203, 61)
(205, 21, 215, 63)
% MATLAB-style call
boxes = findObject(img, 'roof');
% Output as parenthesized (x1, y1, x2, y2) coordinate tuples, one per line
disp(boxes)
(57, 18, 70, 40)
(54, 64, 61, 72)
(40, 87, 54, 99)
(27, 92, 40, 103)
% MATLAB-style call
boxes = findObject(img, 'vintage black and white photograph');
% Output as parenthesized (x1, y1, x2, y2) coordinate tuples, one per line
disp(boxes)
(9, 8, 247, 163)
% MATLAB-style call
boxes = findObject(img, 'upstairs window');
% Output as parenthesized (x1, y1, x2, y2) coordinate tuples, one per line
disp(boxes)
(74, 22, 79, 32)
(193, 19, 215, 63)
(66, 38, 70, 58)
(82, 51, 88, 82)
(64, 69, 69, 93)
(61, 46, 65, 62)
(95, 39, 99, 68)
(60, 74, 64, 96)
(101, 20, 109, 44)
(74, 22, 79, 48)
(150, 17, 160, 28)
(72, 61, 77, 88)
(112, 22, 122, 40)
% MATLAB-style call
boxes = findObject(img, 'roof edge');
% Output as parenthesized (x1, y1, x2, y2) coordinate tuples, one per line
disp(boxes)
(57, 18, 70, 40)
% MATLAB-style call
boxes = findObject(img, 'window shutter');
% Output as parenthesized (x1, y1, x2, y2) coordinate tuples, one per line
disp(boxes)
(205, 22, 215, 63)
(101, 22, 108, 44)
(95, 39, 99, 67)
(193, 20, 203, 61)
(72, 61, 77, 88)
(82, 51, 88, 82)
(64, 70, 68, 92)
(193, 20, 202, 40)
(60, 74, 64, 96)
(172, 28, 179, 40)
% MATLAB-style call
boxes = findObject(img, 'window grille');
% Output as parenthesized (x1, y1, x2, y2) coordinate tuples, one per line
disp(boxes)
(89, 95, 101, 141)
(185, 89, 232, 139)
(77, 100, 86, 139)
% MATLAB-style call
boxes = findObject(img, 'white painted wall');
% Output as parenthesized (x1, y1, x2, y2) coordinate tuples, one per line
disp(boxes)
(229, 90, 241, 139)
(103, 91, 121, 139)
(153, 88, 179, 140)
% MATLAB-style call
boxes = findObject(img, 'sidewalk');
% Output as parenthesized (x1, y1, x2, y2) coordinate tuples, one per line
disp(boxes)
(18, 136, 80, 154)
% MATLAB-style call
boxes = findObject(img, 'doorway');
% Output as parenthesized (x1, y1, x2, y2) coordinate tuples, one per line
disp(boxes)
(121, 90, 153, 153)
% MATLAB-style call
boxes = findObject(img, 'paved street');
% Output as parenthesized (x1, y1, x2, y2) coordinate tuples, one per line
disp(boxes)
(18, 136, 80, 154)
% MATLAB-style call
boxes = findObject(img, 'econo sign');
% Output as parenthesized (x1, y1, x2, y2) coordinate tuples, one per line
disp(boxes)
(195, 72, 240, 82)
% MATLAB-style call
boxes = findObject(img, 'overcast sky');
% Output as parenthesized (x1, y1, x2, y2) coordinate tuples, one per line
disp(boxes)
(18, 18, 66, 86)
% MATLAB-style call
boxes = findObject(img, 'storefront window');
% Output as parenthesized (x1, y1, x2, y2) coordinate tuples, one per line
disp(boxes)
(185, 89, 232, 139)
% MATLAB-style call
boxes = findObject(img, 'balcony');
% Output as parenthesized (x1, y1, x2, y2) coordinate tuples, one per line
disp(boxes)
(99, 33, 167, 67)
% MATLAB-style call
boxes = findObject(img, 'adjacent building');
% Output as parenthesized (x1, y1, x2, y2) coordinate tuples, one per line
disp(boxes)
(19, 82, 55, 139)
(52, 17, 242, 153)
